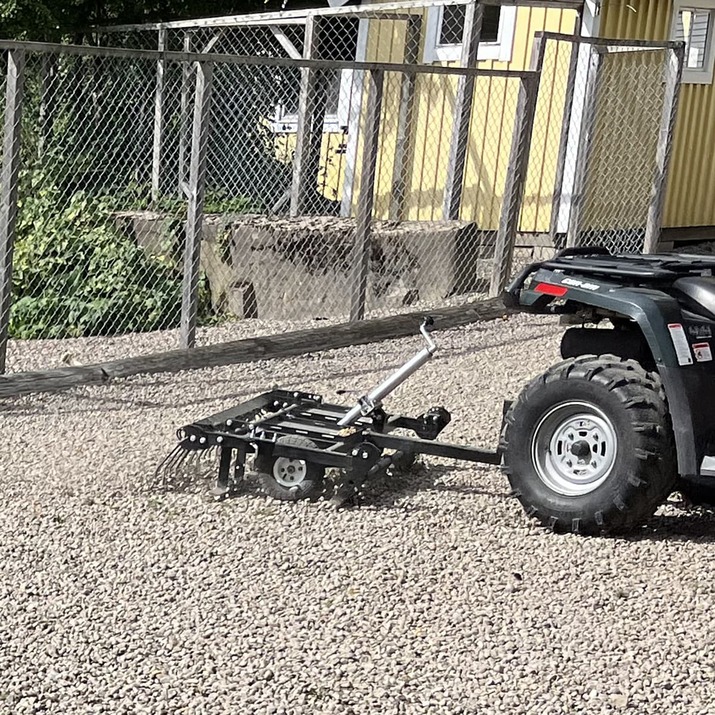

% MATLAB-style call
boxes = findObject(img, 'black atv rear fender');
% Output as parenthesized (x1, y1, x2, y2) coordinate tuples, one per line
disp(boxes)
(506, 266, 715, 477)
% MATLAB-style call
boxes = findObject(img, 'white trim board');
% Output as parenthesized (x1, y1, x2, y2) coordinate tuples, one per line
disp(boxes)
(556, 0, 601, 235)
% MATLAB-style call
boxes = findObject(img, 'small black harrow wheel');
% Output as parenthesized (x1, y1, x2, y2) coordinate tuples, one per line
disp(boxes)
(501, 356, 677, 535)
(255, 435, 326, 502)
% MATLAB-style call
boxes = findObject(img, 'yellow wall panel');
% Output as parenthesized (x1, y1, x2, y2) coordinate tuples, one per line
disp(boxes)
(518, 9, 579, 232)
(350, 5, 579, 229)
(602, 0, 715, 228)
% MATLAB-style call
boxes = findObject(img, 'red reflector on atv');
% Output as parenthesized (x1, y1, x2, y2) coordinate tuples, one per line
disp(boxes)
(534, 282, 568, 297)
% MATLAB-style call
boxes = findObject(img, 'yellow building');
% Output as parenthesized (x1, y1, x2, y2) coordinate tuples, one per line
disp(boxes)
(281, 0, 708, 249)
(280, 1, 585, 235)
(343, 0, 582, 235)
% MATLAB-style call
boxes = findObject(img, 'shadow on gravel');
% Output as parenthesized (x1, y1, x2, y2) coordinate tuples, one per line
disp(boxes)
(144, 453, 509, 512)
(358, 462, 510, 510)
(629, 505, 715, 542)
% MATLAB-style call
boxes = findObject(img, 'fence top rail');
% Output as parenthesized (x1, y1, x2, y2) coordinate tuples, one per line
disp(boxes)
(97, 0, 584, 32)
(0, 39, 540, 80)
(537, 31, 685, 51)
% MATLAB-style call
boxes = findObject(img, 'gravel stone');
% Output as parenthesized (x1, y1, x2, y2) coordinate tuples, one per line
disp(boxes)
(2, 313, 715, 714)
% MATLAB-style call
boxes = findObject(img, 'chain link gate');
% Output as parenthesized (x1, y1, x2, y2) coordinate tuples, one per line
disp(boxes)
(0, 33, 539, 374)
(532, 33, 684, 256)
(0, 2, 685, 377)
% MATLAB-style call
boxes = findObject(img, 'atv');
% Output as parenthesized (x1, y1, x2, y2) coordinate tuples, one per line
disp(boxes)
(502, 246, 715, 534)
(161, 246, 715, 536)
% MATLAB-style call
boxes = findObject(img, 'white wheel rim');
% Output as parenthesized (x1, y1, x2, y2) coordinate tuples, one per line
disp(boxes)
(272, 456, 308, 488)
(531, 401, 618, 497)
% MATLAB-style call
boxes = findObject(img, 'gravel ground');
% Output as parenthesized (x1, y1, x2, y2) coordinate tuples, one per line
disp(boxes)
(3, 313, 715, 715)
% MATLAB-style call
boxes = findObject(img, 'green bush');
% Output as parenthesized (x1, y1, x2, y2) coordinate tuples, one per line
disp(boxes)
(10, 180, 184, 339)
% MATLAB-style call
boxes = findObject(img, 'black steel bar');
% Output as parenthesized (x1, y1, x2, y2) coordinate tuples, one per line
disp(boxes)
(368, 433, 501, 465)
(0, 40, 538, 80)
(194, 392, 320, 429)
(254, 421, 352, 439)
(217, 446, 233, 491)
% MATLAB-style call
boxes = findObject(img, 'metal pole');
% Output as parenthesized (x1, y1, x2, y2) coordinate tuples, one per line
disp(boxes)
(566, 45, 602, 247)
(338, 319, 436, 426)
(180, 60, 214, 349)
(151, 27, 167, 204)
(349, 69, 384, 323)
(489, 71, 541, 297)
(290, 14, 320, 217)
(549, 35, 579, 241)
(644, 44, 684, 254)
(0, 50, 25, 373)
(178, 31, 192, 196)
(389, 15, 421, 221)
(443, 0, 483, 221)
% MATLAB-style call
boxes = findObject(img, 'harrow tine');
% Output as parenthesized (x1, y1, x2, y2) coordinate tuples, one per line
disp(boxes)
(156, 444, 189, 477)
(153, 438, 224, 493)
(152, 446, 182, 491)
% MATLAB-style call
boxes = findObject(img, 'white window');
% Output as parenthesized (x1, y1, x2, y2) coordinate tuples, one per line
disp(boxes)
(672, 1, 715, 84)
(270, 14, 359, 134)
(270, 70, 354, 134)
(424, 4, 517, 63)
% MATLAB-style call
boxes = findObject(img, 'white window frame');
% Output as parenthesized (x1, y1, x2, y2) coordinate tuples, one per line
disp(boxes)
(671, 0, 715, 84)
(423, 5, 517, 63)
(270, 69, 355, 134)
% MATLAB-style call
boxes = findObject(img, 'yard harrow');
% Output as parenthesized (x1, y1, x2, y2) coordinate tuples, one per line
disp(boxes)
(156, 317, 500, 506)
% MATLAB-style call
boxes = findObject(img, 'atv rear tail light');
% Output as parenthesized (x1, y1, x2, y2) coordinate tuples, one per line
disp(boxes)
(534, 282, 568, 297)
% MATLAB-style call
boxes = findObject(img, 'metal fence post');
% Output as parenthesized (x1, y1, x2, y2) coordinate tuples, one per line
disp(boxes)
(644, 44, 685, 254)
(178, 31, 193, 196)
(151, 27, 167, 204)
(549, 36, 579, 240)
(180, 60, 214, 350)
(443, 0, 483, 221)
(0, 49, 25, 374)
(489, 71, 541, 297)
(349, 69, 384, 323)
(290, 14, 320, 217)
(389, 14, 421, 221)
(566, 45, 602, 248)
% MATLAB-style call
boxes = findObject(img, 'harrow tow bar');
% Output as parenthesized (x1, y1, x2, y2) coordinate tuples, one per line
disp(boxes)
(338, 317, 437, 427)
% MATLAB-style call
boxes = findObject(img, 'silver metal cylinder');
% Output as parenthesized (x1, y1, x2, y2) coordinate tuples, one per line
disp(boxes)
(338, 321, 437, 427)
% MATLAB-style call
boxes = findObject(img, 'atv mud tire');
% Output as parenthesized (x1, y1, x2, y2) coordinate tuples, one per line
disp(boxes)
(501, 356, 676, 535)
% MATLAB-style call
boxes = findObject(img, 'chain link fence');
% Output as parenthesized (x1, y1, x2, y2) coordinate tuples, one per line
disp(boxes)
(0, 46, 190, 373)
(516, 33, 684, 272)
(0, 1, 684, 376)
(538, 34, 684, 256)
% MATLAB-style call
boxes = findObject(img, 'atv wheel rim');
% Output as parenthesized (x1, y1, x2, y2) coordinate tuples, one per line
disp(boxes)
(531, 401, 617, 497)
(272, 457, 308, 488)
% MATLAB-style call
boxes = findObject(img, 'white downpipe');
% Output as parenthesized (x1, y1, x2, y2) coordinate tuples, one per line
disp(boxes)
(556, 0, 602, 234)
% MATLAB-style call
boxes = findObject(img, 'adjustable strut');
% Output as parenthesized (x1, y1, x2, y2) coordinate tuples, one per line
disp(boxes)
(338, 317, 437, 427)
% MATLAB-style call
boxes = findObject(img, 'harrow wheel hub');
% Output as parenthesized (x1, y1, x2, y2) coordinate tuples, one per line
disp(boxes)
(272, 456, 308, 488)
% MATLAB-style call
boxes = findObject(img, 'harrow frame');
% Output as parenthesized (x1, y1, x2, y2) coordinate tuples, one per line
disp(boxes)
(171, 388, 500, 504)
